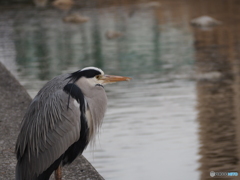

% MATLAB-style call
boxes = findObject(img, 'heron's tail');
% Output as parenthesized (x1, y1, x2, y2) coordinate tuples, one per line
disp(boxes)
(15, 160, 38, 180)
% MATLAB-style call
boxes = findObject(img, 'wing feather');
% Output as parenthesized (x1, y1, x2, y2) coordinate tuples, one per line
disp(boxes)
(16, 74, 81, 179)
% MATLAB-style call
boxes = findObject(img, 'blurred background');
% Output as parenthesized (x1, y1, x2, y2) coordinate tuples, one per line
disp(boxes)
(1, 0, 240, 179)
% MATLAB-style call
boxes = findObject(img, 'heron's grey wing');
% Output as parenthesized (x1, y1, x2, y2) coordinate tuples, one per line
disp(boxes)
(16, 88, 81, 179)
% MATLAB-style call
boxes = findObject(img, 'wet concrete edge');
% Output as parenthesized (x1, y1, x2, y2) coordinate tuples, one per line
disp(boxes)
(0, 62, 104, 180)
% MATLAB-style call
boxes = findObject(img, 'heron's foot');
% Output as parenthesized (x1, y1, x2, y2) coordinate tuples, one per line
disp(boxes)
(55, 166, 62, 180)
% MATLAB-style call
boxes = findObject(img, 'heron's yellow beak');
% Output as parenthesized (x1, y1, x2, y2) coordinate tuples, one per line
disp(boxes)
(100, 75, 131, 84)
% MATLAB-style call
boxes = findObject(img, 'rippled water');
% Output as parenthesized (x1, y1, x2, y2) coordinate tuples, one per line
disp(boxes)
(87, 79, 199, 180)
(0, 2, 200, 179)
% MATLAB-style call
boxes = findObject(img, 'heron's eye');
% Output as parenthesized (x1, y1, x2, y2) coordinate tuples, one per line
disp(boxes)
(96, 75, 101, 79)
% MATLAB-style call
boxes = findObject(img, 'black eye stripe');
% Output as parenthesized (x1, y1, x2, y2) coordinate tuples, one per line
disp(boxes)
(81, 70, 101, 78)
(67, 69, 101, 82)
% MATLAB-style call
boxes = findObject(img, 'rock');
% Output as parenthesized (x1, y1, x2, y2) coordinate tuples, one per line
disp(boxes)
(34, 0, 48, 7)
(145, 1, 161, 8)
(196, 71, 222, 81)
(105, 30, 123, 40)
(52, 0, 74, 10)
(63, 13, 89, 24)
(190, 16, 222, 27)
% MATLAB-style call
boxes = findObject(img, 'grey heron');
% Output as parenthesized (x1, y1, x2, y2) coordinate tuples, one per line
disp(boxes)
(15, 67, 131, 180)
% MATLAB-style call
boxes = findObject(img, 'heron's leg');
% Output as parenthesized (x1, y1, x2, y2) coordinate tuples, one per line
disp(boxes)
(55, 166, 62, 180)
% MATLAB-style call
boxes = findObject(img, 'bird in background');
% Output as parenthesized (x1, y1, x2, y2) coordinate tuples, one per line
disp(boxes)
(15, 67, 131, 180)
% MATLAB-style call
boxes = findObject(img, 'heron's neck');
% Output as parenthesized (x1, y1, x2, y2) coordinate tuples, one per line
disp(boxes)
(75, 78, 107, 142)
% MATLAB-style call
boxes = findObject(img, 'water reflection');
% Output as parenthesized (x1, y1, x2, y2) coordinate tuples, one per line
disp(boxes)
(6, 4, 194, 81)
(188, 0, 240, 179)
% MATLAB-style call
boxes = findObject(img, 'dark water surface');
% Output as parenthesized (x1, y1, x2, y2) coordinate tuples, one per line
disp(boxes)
(2, 0, 240, 179)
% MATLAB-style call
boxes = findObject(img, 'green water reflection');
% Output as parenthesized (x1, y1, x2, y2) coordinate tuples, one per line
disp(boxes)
(12, 6, 194, 81)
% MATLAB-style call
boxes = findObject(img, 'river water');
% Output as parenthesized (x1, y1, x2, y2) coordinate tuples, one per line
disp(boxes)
(0, 1, 202, 179)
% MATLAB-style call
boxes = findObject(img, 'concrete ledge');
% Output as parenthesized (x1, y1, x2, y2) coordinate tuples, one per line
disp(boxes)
(0, 62, 104, 180)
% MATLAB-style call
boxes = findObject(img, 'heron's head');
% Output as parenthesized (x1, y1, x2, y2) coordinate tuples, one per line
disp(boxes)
(69, 67, 131, 87)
